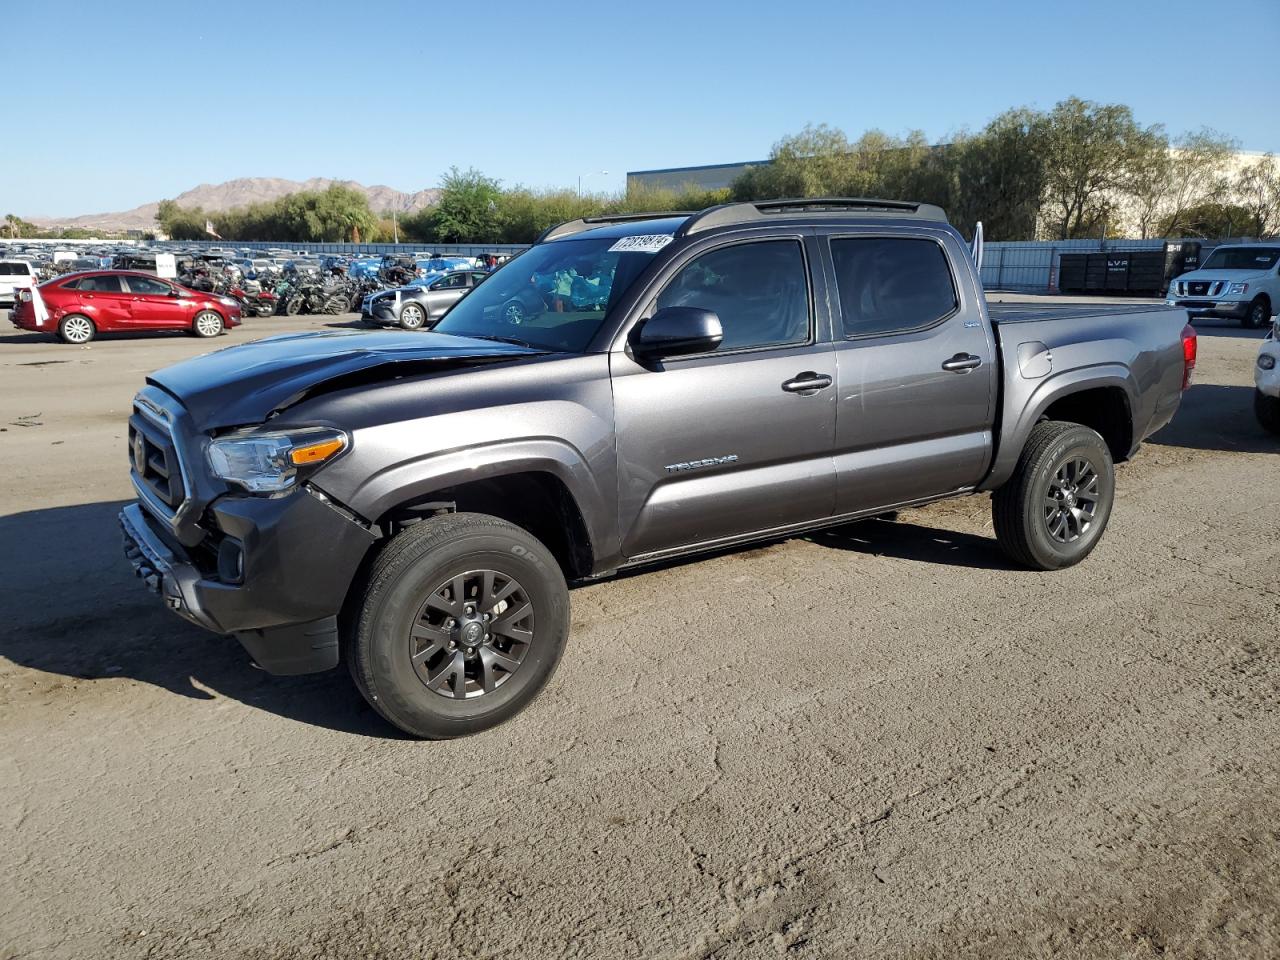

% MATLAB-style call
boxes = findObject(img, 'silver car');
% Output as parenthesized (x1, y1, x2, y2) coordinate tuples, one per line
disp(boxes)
(361, 270, 490, 330)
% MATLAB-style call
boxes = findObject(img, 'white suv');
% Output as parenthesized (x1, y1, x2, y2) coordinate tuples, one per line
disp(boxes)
(0, 259, 37, 307)
(1167, 243, 1280, 328)
(1256, 319, 1280, 435)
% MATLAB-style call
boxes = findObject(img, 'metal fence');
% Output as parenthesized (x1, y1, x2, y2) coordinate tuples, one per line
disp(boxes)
(172, 239, 530, 257)
(979, 238, 1241, 292)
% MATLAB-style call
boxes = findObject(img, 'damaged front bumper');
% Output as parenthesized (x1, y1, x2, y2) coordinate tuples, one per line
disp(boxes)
(119, 488, 378, 675)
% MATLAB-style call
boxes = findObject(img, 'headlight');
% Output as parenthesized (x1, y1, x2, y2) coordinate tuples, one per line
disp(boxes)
(207, 428, 347, 493)
(219, 297, 239, 307)
(1260, 354, 1277, 370)
(1228, 282, 1249, 295)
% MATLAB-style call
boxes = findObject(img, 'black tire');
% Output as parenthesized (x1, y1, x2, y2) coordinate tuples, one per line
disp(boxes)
(992, 420, 1115, 571)
(57, 314, 95, 344)
(1256, 389, 1280, 436)
(399, 302, 427, 330)
(1244, 296, 1270, 329)
(347, 512, 570, 739)
(285, 296, 303, 317)
(501, 298, 526, 325)
(192, 310, 223, 338)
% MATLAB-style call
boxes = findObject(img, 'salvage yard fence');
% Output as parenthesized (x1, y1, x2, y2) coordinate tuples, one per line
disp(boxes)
(173, 237, 1250, 294)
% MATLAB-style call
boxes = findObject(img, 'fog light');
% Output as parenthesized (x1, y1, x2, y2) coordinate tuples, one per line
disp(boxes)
(1259, 354, 1277, 370)
(217, 538, 245, 583)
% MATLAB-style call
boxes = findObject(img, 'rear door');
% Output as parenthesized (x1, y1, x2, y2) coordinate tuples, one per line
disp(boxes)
(819, 229, 996, 515)
(611, 233, 837, 559)
(122, 274, 193, 329)
(70, 274, 133, 328)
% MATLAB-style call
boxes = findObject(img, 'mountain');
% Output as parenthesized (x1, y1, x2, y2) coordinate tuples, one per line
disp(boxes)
(30, 178, 442, 233)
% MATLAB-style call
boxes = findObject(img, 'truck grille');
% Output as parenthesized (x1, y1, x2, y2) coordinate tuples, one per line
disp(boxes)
(1184, 281, 1221, 297)
(128, 408, 186, 512)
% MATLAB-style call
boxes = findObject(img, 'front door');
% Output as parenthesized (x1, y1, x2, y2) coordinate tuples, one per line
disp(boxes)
(820, 230, 996, 514)
(123, 275, 192, 329)
(612, 236, 837, 560)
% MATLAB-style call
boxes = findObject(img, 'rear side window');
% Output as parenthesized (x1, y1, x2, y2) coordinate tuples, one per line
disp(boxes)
(74, 275, 124, 293)
(656, 239, 810, 352)
(830, 237, 957, 339)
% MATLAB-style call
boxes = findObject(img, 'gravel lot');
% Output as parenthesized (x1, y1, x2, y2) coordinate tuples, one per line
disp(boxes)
(1, 302, 1277, 959)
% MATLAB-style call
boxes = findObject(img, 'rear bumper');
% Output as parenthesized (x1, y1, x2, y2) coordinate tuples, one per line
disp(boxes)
(119, 488, 378, 675)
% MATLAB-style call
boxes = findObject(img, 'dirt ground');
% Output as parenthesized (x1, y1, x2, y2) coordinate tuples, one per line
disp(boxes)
(1, 303, 1277, 960)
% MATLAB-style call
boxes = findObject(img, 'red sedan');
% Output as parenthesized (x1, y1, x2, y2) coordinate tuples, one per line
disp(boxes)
(10, 270, 242, 344)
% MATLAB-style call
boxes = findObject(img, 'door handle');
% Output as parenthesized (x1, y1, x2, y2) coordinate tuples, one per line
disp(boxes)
(781, 372, 833, 393)
(941, 353, 983, 373)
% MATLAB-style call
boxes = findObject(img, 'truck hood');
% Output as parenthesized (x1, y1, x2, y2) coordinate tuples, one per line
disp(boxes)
(1175, 269, 1270, 285)
(148, 329, 544, 429)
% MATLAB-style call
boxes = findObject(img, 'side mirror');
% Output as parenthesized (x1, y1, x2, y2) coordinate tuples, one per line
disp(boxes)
(632, 306, 722, 360)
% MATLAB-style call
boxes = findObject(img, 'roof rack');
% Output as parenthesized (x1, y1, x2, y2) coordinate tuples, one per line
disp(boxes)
(678, 197, 948, 236)
(537, 211, 696, 243)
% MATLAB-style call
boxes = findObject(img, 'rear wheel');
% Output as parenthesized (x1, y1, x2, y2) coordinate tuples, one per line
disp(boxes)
(992, 420, 1115, 570)
(501, 298, 526, 325)
(193, 311, 224, 338)
(1245, 296, 1270, 329)
(58, 314, 95, 344)
(347, 513, 570, 739)
(1256, 389, 1280, 436)
(399, 302, 427, 329)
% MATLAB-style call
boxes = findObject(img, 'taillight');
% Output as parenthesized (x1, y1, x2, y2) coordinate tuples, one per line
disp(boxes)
(1181, 323, 1197, 390)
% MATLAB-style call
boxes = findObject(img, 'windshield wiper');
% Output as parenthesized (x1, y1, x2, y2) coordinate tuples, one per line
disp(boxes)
(465, 333, 542, 350)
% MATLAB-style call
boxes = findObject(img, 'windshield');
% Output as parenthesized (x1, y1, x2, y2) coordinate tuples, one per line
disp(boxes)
(433, 236, 663, 352)
(1201, 247, 1280, 271)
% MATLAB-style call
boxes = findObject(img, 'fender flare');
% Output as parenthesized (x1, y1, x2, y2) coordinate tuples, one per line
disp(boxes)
(981, 364, 1139, 491)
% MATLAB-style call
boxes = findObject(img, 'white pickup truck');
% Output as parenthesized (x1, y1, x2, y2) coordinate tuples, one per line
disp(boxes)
(0, 259, 38, 307)
(1167, 243, 1280, 328)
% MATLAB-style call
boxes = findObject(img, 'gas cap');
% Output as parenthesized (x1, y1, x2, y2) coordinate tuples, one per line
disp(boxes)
(1017, 341, 1053, 379)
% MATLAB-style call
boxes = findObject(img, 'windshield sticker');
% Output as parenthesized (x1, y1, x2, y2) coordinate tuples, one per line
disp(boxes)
(608, 234, 674, 254)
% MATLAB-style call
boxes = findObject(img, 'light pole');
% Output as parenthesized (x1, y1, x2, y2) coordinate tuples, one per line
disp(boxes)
(578, 170, 609, 198)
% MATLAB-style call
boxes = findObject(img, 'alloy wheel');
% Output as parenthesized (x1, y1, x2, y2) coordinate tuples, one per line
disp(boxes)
(408, 569, 534, 700)
(1043, 456, 1100, 543)
(63, 317, 92, 343)
(196, 313, 222, 337)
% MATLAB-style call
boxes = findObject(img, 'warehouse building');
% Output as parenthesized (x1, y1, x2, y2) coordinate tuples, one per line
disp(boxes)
(626, 160, 766, 193)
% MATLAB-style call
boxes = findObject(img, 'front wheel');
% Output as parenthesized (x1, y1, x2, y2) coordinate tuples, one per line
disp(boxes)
(192, 311, 224, 338)
(347, 513, 570, 739)
(1256, 389, 1280, 436)
(1244, 297, 1271, 330)
(399, 302, 427, 330)
(992, 420, 1115, 570)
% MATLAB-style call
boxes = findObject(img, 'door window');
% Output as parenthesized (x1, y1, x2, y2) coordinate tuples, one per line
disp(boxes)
(76, 275, 124, 293)
(829, 237, 957, 338)
(431, 273, 468, 290)
(655, 240, 810, 352)
(124, 275, 172, 296)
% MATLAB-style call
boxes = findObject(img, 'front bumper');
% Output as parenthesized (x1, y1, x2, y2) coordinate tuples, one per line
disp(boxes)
(1169, 298, 1249, 319)
(119, 487, 377, 675)
(361, 298, 398, 323)
(1257, 340, 1280, 399)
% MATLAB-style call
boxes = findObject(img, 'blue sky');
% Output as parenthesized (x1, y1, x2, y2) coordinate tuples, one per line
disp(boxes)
(7, 0, 1279, 217)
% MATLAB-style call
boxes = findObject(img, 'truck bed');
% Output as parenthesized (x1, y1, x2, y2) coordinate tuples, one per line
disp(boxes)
(985, 300, 1185, 325)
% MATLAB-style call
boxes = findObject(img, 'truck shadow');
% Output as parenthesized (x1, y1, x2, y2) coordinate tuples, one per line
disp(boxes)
(0, 500, 407, 740)
(1148, 383, 1279, 455)
(803, 517, 1017, 570)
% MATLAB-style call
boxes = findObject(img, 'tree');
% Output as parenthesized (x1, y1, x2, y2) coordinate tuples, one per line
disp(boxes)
(950, 108, 1049, 241)
(1040, 97, 1163, 239)
(1235, 154, 1280, 236)
(418, 167, 504, 243)
(156, 199, 210, 240)
(1128, 129, 1234, 239)
(1159, 201, 1260, 239)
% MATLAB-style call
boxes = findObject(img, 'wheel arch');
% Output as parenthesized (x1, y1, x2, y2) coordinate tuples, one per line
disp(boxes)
(983, 366, 1138, 491)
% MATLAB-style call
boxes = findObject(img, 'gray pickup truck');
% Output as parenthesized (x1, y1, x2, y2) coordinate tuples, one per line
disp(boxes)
(120, 198, 1196, 738)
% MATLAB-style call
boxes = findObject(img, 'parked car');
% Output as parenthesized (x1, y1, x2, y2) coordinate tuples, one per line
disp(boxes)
(10, 270, 242, 343)
(0, 259, 37, 306)
(1167, 243, 1280, 328)
(119, 197, 1196, 739)
(361, 270, 489, 329)
(1256, 319, 1280, 435)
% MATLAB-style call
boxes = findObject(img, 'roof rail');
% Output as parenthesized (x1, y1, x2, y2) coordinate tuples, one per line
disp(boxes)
(537, 211, 696, 243)
(678, 197, 948, 236)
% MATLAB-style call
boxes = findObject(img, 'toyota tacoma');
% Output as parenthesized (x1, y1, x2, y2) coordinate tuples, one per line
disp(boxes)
(120, 198, 1197, 738)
